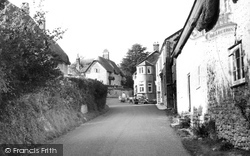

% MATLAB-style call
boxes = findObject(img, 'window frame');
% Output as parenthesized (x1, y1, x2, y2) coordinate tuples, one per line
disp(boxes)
(148, 83, 152, 93)
(139, 81, 144, 93)
(94, 68, 99, 73)
(147, 66, 152, 74)
(138, 66, 145, 74)
(229, 42, 245, 87)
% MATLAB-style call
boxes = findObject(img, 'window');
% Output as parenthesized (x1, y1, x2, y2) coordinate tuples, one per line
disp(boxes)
(147, 66, 152, 74)
(94, 68, 99, 73)
(229, 42, 245, 86)
(138, 67, 144, 74)
(135, 85, 138, 94)
(148, 83, 152, 93)
(139, 82, 144, 92)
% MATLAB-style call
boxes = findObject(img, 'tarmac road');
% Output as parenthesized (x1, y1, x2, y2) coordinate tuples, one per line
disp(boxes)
(53, 98, 190, 156)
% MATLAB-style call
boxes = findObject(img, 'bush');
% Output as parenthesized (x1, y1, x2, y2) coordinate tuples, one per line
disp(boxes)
(193, 120, 216, 139)
(179, 116, 191, 128)
(0, 3, 65, 104)
(0, 27, 63, 103)
(67, 77, 108, 111)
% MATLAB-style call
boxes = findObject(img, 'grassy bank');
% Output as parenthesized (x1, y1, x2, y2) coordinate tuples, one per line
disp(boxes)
(0, 77, 108, 154)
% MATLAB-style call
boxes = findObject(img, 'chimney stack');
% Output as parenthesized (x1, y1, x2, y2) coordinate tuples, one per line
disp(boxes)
(103, 49, 109, 60)
(76, 54, 80, 71)
(21, 2, 30, 15)
(153, 42, 159, 52)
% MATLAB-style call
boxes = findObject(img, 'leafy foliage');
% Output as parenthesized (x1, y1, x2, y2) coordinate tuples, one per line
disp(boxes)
(120, 44, 149, 88)
(0, 1, 65, 103)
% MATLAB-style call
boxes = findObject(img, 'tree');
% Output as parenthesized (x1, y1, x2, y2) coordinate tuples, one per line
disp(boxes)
(120, 44, 149, 88)
(0, 1, 65, 102)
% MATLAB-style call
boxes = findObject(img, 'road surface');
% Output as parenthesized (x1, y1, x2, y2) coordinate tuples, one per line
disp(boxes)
(53, 98, 190, 156)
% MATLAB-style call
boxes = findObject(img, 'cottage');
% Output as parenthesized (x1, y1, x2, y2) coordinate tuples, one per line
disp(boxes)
(173, 0, 250, 150)
(84, 50, 125, 86)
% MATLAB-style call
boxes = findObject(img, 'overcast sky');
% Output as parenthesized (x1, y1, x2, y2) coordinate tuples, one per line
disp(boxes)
(9, 0, 194, 64)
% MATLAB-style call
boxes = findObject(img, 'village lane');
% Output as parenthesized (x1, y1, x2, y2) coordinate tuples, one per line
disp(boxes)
(53, 98, 190, 156)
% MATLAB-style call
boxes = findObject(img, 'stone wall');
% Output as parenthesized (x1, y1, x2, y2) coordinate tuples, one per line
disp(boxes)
(206, 62, 250, 150)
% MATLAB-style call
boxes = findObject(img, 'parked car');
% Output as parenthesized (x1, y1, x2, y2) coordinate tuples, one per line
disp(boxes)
(133, 93, 148, 104)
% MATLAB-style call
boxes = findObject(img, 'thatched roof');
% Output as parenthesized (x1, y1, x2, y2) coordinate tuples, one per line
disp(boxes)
(0, 1, 70, 65)
(85, 56, 124, 76)
(50, 42, 70, 65)
(196, 0, 220, 32)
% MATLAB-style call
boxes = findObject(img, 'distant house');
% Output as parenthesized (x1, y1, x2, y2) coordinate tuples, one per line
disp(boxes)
(133, 43, 160, 101)
(68, 56, 93, 78)
(0, 1, 70, 75)
(155, 30, 181, 109)
(84, 50, 125, 86)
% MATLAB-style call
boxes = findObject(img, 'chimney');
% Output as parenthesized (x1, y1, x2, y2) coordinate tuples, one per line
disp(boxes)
(103, 49, 109, 60)
(21, 2, 30, 15)
(76, 54, 80, 71)
(153, 42, 159, 52)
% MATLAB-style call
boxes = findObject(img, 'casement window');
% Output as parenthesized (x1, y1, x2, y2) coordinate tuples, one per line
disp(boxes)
(229, 41, 245, 86)
(138, 67, 144, 74)
(147, 66, 152, 74)
(148, 83, 152, 93)
(139, 82, 144, 92)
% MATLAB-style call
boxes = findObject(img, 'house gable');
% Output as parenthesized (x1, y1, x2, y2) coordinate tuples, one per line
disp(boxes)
(137, 60, 154, 67)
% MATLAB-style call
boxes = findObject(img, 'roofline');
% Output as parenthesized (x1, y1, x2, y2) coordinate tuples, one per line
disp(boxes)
(84, 58, 125, 76)
(84, 60, 96, 73)
(136, 51, 160, 66)
(137, 60, 154, 66)
(159, 29, 183, 54)
(172, 0, 204, 58)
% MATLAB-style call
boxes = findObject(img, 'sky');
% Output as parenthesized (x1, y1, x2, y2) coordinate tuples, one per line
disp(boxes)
(9, 0, 194, 64)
